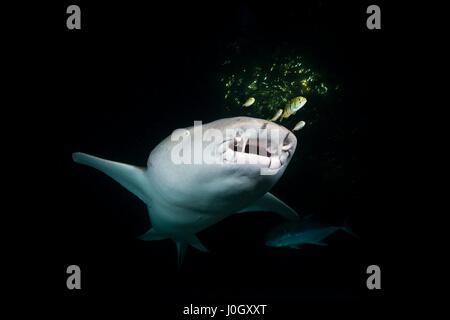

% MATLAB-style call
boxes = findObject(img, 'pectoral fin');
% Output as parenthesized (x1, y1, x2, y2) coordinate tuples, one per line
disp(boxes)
(175, 235, 208, 271)
(73, 152, 149, 204)
(185, 234, 209, 252)
(310, 241, 327, 246)
(139, 228, 167, 241)
(238, 192, 300, 220)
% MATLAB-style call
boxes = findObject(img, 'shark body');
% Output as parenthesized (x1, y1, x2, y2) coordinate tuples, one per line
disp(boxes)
(266, 218, 357, 249)
(73, 116, 299, 266)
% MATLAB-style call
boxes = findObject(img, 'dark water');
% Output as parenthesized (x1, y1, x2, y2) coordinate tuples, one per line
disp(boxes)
(18, 1, 394, 317)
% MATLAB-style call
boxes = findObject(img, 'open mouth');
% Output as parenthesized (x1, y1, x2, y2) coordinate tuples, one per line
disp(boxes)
(219, 131, 294, 170)
(233, 139, 273, 157)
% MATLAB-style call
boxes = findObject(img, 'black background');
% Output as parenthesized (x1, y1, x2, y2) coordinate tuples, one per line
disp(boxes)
(10, 0, 406, 317)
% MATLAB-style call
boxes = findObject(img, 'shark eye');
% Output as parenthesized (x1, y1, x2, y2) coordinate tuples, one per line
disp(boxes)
(184, 130, 190, 136)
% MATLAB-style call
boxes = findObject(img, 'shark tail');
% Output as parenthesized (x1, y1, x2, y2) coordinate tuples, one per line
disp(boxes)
(139, 227, 209, 270)
(176, 242, 188, 271)
(72, 152, 149, 204)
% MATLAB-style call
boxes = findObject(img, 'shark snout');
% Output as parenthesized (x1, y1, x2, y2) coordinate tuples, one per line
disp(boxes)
(218, 117, 297, 170)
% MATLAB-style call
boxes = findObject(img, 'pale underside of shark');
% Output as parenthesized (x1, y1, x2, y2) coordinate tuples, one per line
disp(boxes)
(73, 117, 300, 267)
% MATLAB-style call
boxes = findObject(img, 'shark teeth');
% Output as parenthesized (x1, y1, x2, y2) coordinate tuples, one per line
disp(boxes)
(269, 156, 281, 169)
(224, 148, 235, 162)
(219, 132, 293, 169)
(267, 145, 279, 155)
(234, 152, 271, 166)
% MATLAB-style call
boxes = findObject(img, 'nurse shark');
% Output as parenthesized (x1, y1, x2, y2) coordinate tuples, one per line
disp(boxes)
(73, 116, 299, 267)
(266, 217, 358, 249)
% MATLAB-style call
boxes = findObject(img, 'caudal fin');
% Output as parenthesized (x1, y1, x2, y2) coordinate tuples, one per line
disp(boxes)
(73, 152, 149, 204)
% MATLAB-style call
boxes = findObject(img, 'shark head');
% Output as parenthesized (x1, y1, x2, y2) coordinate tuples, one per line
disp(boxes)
(147, 117, 297, 214)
